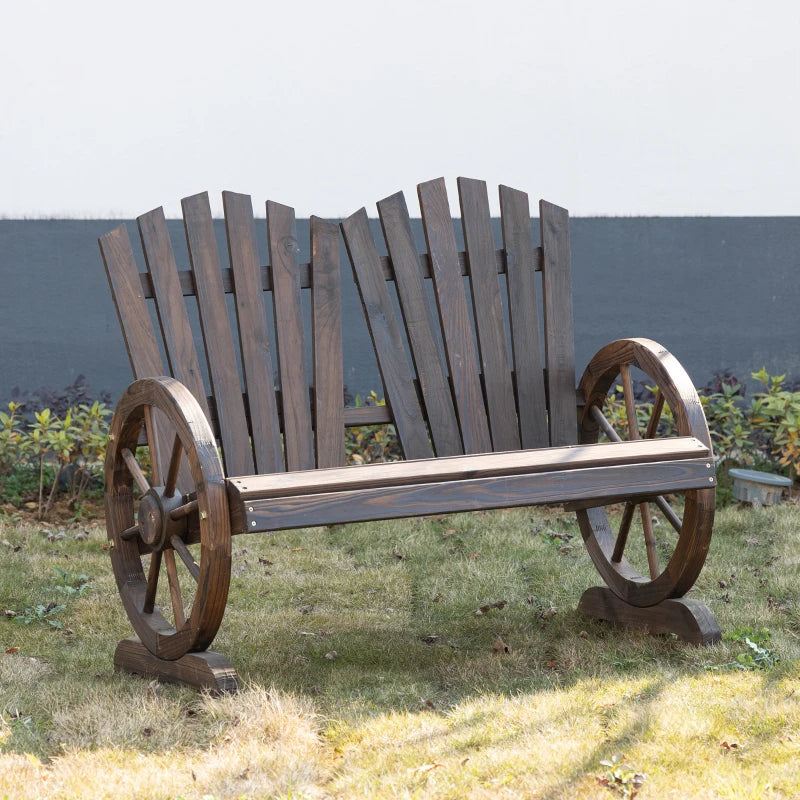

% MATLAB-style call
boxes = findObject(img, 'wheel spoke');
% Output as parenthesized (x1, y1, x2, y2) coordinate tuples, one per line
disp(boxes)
(612, 502, 636, 562)
(644, 389, 665, 439)
(620, 363, 639, 440)
(120, 523, 141, 541)
(143, 550, 162, 614)
(164, 434, 183, 498)
(164, 550, 186, 629)
(655, 494, 683, 533)
(121, 448, 151, 495)
(591, 404, 621, 443)
(171, 535, 200, 582)
(169, 498, 199, 521)
(640, 501, 660, 579)
(143, 405, 162, 487)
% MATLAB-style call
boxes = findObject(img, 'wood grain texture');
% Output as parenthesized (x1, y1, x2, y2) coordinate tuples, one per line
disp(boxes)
(137, 207, 211, 421)
(539, 200, 576, 447)
(310, 216, 346, 468)
(418, 178, 492, 454)
(242, 458, 714, 532)
(341, 207, 434, 460)
(182, 192, 254, 477)
(229, 436, 709, 501)
(377, 191, 462, 457)
(578, 587, 721, 645)
(267, 201, 315, 471)
(458, 177, 520, 452)
(114, 638, 238, 693)
(223, 191, 285, 474)
(499, 185, 549, 448)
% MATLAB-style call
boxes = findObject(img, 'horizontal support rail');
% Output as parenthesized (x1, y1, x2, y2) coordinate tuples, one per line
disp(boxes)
(230, 457, 715, 534)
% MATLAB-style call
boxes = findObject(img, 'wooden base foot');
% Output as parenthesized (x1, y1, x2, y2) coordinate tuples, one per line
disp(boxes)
(114, 638, 239, 694)
(578, 587, 721, 645)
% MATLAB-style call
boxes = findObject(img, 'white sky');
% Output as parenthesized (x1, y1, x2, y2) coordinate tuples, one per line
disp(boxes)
(2, 0, 798, 218)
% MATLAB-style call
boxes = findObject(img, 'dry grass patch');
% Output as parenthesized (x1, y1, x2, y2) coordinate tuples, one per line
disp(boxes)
(1, 502, 799, 798)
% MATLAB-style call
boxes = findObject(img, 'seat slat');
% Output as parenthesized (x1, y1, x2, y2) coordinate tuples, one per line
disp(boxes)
(499, 185, 549, 449)
(237, 457, 715, 533)
(182, 193, 254, 477)
(417, 178, 492, 454)
(377, 192, 463, 457)
(458, 177, 520, 452)
(341, 208, 434, 460)
(311, 216, 346, 468)
(137, 207, 211, 422)
(266, 201, 315, 471)
(229, 436, 710, 501)
(223, 191, 285, 474)
(540, 200, 577, 446)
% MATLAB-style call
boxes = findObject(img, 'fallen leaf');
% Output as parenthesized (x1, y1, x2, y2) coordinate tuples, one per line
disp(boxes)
(421, 634, 440, 644)
(537, 607, 558, 619)
(422, 699, 436, 710)
(73, 532, 89, 541)
(324, 651, 339, 660)
(5, 647, 20, 654)
(720, 740, 740, 751)
(468, 552, 479, 559)
(432, 593, 442, 603)
(460, 757, 470, 766)
(392, 547, 404, 560)
(412, 762, 443, 774)
(441, 529, 456, 538)
(475, 600, 507, 616)
(493, 635, 510, 654)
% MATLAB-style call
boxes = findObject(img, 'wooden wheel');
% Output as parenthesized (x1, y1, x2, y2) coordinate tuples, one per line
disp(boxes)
(105, 377, 231, 660)
(576, 338, 715, 607)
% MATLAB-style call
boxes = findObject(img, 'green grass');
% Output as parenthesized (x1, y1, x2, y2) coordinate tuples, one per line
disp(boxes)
(1, 501, 800, 798)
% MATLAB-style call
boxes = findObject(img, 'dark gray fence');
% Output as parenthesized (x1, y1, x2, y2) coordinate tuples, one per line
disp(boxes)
(1, 216, 797, 406)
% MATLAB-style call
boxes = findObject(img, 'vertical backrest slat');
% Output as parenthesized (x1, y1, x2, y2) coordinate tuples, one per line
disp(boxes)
(540, 200, 577, 446)
(499, 185, 549, 449)
(418, 178, 492, 454)
(341, 208, 434, 460)
(100, 223, 186, 485)
(311, 216, 346, 468)
(457, 177, 521, 452)
(377, 192, 462, 457)
(266, 201, 315, 472)
(99, 225, 167, 381)
(181, 192, 254, 477)
(137, 207, 211, 422)
(223, 190, 285, 474)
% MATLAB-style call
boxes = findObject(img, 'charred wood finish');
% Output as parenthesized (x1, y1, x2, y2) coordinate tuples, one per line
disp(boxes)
(100, 178, 720, 690)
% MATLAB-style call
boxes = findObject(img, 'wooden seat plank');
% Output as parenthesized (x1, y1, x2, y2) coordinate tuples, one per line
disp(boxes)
(137, 207, 211, 422)
(377, 192, 463, 457)
(458, 177, 521, 452)
(311, 216, 346, 468)
(499, 185, 549, 449)
(222, 191, 285, 474)
(540, 200, 577, 447)
(182, 193, 254, 477)
(341, 208, 434, 460)
(266, 201, 315, 471)
(238, 457, 715, 533)
(417, 178, 492, 454)
(229, 436, 710, 501)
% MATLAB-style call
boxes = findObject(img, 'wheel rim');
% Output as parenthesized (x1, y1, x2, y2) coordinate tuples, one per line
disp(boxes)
(105, 378, 231, 660)
(576, 339, 715, 607)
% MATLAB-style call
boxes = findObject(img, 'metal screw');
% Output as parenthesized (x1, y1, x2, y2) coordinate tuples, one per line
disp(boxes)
(706, 463, 711, 468)
(709, 477, 714, 483)
(200, 510, 207, 520)
(248, 506, 254, 512)
(108, 433, 115, 441)
(251, 520, 256, 527)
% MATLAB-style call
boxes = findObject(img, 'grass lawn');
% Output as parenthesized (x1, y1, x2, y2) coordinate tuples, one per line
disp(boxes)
(1, 500, 799, 799)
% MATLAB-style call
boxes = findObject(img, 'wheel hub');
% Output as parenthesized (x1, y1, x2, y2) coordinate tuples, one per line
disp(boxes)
(137, 488, 188, 551)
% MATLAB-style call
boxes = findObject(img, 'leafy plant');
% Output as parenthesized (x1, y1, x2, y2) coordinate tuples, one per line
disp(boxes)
(346, 391, 402, 464)
(8, 602, 66, 629)
(51, 567, 92, 598)
(597, 753, 645, 797)
(716, 627, 779, 671)
(0, 402, 29, 496)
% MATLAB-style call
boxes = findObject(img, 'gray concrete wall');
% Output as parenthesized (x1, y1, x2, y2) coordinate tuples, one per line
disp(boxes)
(0, 216, 797, 405)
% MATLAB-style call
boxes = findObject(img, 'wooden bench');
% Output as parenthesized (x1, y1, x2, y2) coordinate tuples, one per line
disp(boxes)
(99, 178, 720, 693)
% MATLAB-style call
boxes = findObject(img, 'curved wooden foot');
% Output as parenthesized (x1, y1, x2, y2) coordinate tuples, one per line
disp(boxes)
(578, 587, 721, 645)
(114, 638, 238, 694)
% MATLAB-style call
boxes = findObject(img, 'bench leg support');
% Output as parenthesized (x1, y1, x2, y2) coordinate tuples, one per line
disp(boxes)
(114, 638, 239, 694)
(578, 587, 721, 645)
